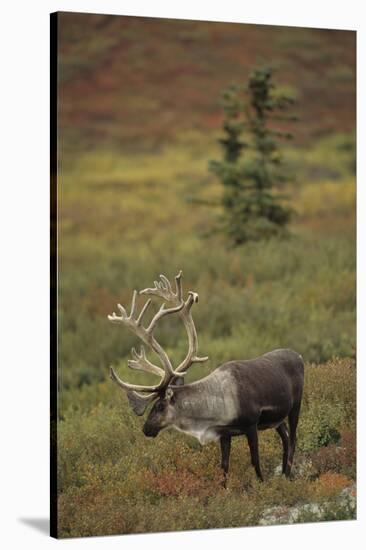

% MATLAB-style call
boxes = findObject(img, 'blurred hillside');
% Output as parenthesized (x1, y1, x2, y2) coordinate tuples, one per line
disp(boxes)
(58, 12, 355, 155)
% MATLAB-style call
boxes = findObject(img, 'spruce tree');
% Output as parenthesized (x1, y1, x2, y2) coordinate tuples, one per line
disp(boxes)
(210, 66, 295, 245)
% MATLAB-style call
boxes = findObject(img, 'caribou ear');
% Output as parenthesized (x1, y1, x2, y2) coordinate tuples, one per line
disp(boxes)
(172, 375, 184, 386)
(127, 391, 155, 416)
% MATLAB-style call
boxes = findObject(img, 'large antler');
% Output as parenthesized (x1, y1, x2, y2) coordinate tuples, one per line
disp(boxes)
(108, 271, 208, 408)
(108, 290, 184, 393)
(140, 271, 208, 374)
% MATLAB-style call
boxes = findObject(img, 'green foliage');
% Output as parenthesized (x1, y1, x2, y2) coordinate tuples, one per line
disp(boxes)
(286, 133, 356, 182)
(209, 66, 295, 245)
(298, 401, 343, 452)
(295, 497, 356, 523)
(298, 358, 356, 453)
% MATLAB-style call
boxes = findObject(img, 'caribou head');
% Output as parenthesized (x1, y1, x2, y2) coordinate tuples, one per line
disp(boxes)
(108, 271, 208, 436)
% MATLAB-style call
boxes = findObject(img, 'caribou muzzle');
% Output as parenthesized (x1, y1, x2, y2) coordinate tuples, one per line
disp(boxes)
(143, 423, 160, 437)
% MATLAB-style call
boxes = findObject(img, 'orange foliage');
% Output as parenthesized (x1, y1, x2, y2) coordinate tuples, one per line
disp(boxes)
(315, 472, 351, 499)
(138, 468, 223, 498)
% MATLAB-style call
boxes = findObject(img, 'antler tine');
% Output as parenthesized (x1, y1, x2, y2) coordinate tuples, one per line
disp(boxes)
(175, 270, 183, 302)
(131, 346, 142, 360)
(117, 304, 126, 317)
(108, 291, 138, 323)
(130, 290, 137, 319)
(159, 273, 173, 294)
(174, 290, 209, 374)
(128, 346, 165, 377)
(146, 301, 185, 334)
(140, 272, 180, 302)
(136, 298, 152, 326)
(109, 366, 167, 393)
(108, 311, 125, 323)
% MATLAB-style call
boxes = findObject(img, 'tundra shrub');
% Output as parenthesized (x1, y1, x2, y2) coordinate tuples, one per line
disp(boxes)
(298, 401, 344, 452)
(311, 429, 356, 479)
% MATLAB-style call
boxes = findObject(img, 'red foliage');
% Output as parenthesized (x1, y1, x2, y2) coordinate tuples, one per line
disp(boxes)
(311, 429, 356, 478)
(139, 468, 223, 498)
(315, 472, 351, 498)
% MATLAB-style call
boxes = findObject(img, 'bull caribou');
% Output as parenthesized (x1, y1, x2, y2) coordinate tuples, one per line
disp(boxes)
(108, 271, 304, 483)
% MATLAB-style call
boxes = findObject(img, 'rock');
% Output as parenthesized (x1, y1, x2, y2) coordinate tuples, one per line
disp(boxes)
(339, 483, 356, 509)
(292, 457, 314, 479)
(259, 483, 356, 526)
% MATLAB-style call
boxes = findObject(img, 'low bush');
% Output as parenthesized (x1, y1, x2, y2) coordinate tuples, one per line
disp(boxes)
(311, 429, 356, 479)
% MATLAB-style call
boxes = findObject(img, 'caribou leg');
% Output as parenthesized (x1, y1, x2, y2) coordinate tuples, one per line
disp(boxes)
(276, 422, 289, 475)
(286, 403, 301, 477)
(220, 435, 232, 488)
(246, 425, 263, 481)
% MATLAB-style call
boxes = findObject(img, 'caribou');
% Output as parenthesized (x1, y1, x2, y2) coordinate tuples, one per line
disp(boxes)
(108, 271, 304, 483)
